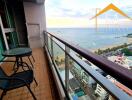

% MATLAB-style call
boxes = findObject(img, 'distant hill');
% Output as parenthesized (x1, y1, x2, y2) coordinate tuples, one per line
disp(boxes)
(127, 33, 132, 38)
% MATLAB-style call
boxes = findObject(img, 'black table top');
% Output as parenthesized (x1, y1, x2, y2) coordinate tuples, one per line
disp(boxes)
(2, 48, 32, 57)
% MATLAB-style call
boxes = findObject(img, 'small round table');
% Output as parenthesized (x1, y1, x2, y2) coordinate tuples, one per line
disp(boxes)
(2, 48, 32, 57)
(2, 48, 33, 72)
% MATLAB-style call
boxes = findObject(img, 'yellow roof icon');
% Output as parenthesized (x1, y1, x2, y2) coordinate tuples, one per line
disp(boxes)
(91, 3, 131, 20)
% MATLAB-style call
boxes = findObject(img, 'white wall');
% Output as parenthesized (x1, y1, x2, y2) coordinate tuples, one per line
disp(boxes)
(23, 2, 46, 48)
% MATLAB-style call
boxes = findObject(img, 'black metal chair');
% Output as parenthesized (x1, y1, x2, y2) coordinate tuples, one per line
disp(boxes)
(0, 60, 38, 86)
(0, 66, 37, 100)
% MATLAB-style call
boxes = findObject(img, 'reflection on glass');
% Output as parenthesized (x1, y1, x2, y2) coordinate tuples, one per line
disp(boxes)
(67, 56, 111, 100)
(48, 36, 51, 55)
(53, 41, 66, 84)
(47, 36, 124, 100)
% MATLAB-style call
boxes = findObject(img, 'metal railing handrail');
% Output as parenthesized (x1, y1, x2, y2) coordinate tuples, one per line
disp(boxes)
(45, 31, 132, 89)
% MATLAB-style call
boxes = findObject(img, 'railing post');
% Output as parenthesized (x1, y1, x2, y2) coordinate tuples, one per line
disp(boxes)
(65, 46, 70, 91)
(51, 36, 54, 60)
(44, 31, 46, 46)
(44, 31, 48, 47)
(46, 33, 49, 49)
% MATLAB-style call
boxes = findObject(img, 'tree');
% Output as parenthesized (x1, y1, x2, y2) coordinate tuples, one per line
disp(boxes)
(121, 48, 132, 56)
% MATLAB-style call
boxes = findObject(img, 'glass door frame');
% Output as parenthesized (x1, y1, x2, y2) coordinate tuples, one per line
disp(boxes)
(0, 0, 19, 49)
(0, 16, 9, 50)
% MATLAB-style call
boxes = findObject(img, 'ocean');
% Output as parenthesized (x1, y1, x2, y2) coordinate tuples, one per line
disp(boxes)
(47, 28, 132, 51)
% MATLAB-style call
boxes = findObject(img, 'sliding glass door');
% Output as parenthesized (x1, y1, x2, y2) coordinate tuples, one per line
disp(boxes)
(0, 0, 18, 49)
(0, 29, 5, 60)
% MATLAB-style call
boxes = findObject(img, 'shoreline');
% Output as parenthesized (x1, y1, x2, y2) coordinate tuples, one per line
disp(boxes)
(55, 38, 132, 57)
(91, 39, 132, 52)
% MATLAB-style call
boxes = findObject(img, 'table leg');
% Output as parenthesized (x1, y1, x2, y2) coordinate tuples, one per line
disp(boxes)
(20, 57, 26, 71)
(14, 57, 19, 73)
(13, 59, 17, 71)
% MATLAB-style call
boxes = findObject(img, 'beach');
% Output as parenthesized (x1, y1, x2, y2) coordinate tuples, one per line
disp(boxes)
(92, 38, 132, 52)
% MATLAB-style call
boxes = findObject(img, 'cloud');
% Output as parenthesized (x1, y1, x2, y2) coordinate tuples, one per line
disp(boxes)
(46, 17, 132, 28)
(45, 0, 93, 18)
(121, 6, 132, 17)
(45, 0, 132, 28)
(46, 17, 94, 28)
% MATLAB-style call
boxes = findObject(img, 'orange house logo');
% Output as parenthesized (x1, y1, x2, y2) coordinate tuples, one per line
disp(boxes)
(91, 3, 131, 20)
(91, 3, 131, 30)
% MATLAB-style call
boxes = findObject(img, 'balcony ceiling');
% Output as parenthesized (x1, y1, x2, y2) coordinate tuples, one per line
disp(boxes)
(23, 0, 45, 4)
(7, 0, 44, 4)
(23, 0, 36, 2)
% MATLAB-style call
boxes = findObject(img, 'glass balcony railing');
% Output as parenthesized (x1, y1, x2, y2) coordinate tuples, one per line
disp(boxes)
(44, 31, 132, 100)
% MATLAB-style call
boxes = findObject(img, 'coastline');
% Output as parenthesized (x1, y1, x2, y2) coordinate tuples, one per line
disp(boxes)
(55, 37, 132, 59)
(91, 38, 132, 52)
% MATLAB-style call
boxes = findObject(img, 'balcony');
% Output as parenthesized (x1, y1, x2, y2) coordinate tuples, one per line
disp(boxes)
(43, 31, 131, 100)
(0, 31, 132, 100)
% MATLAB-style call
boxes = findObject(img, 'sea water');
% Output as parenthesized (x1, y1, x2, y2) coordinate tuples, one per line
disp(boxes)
(47, 28, 132, 51)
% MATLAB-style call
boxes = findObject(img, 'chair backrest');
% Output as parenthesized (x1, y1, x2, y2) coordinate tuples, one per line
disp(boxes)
(0, 67, 8, 89)
(0, 67, 7, 77)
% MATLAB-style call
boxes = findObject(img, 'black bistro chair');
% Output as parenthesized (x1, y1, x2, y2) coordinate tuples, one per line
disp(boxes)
(0, 67, 37, 100)
(0, 60, 38, 86)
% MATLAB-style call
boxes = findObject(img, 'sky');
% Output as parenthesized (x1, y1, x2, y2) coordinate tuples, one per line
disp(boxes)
(45, 0, 132, 28)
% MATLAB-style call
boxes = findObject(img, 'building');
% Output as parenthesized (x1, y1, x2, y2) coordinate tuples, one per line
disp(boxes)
(95, 84, 108, 100)
(108, 56, 131, 69)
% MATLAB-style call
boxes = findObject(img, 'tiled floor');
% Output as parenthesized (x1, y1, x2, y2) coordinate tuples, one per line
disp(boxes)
(0, 48, 58, 100)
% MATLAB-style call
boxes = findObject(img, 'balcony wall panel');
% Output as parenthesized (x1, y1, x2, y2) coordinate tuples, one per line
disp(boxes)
(23, 2, 46, 48)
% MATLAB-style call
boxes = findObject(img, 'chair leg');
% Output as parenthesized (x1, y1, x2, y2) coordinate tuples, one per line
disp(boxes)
(31, 55, 35, 62)
(26, 85, 37, 100)
(34, 78, 38, 86)
(22, 66, 26, 71)
(13, 61, 17, 71)
(28, 56, 34, 68)
(0, 90, 7, 100)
